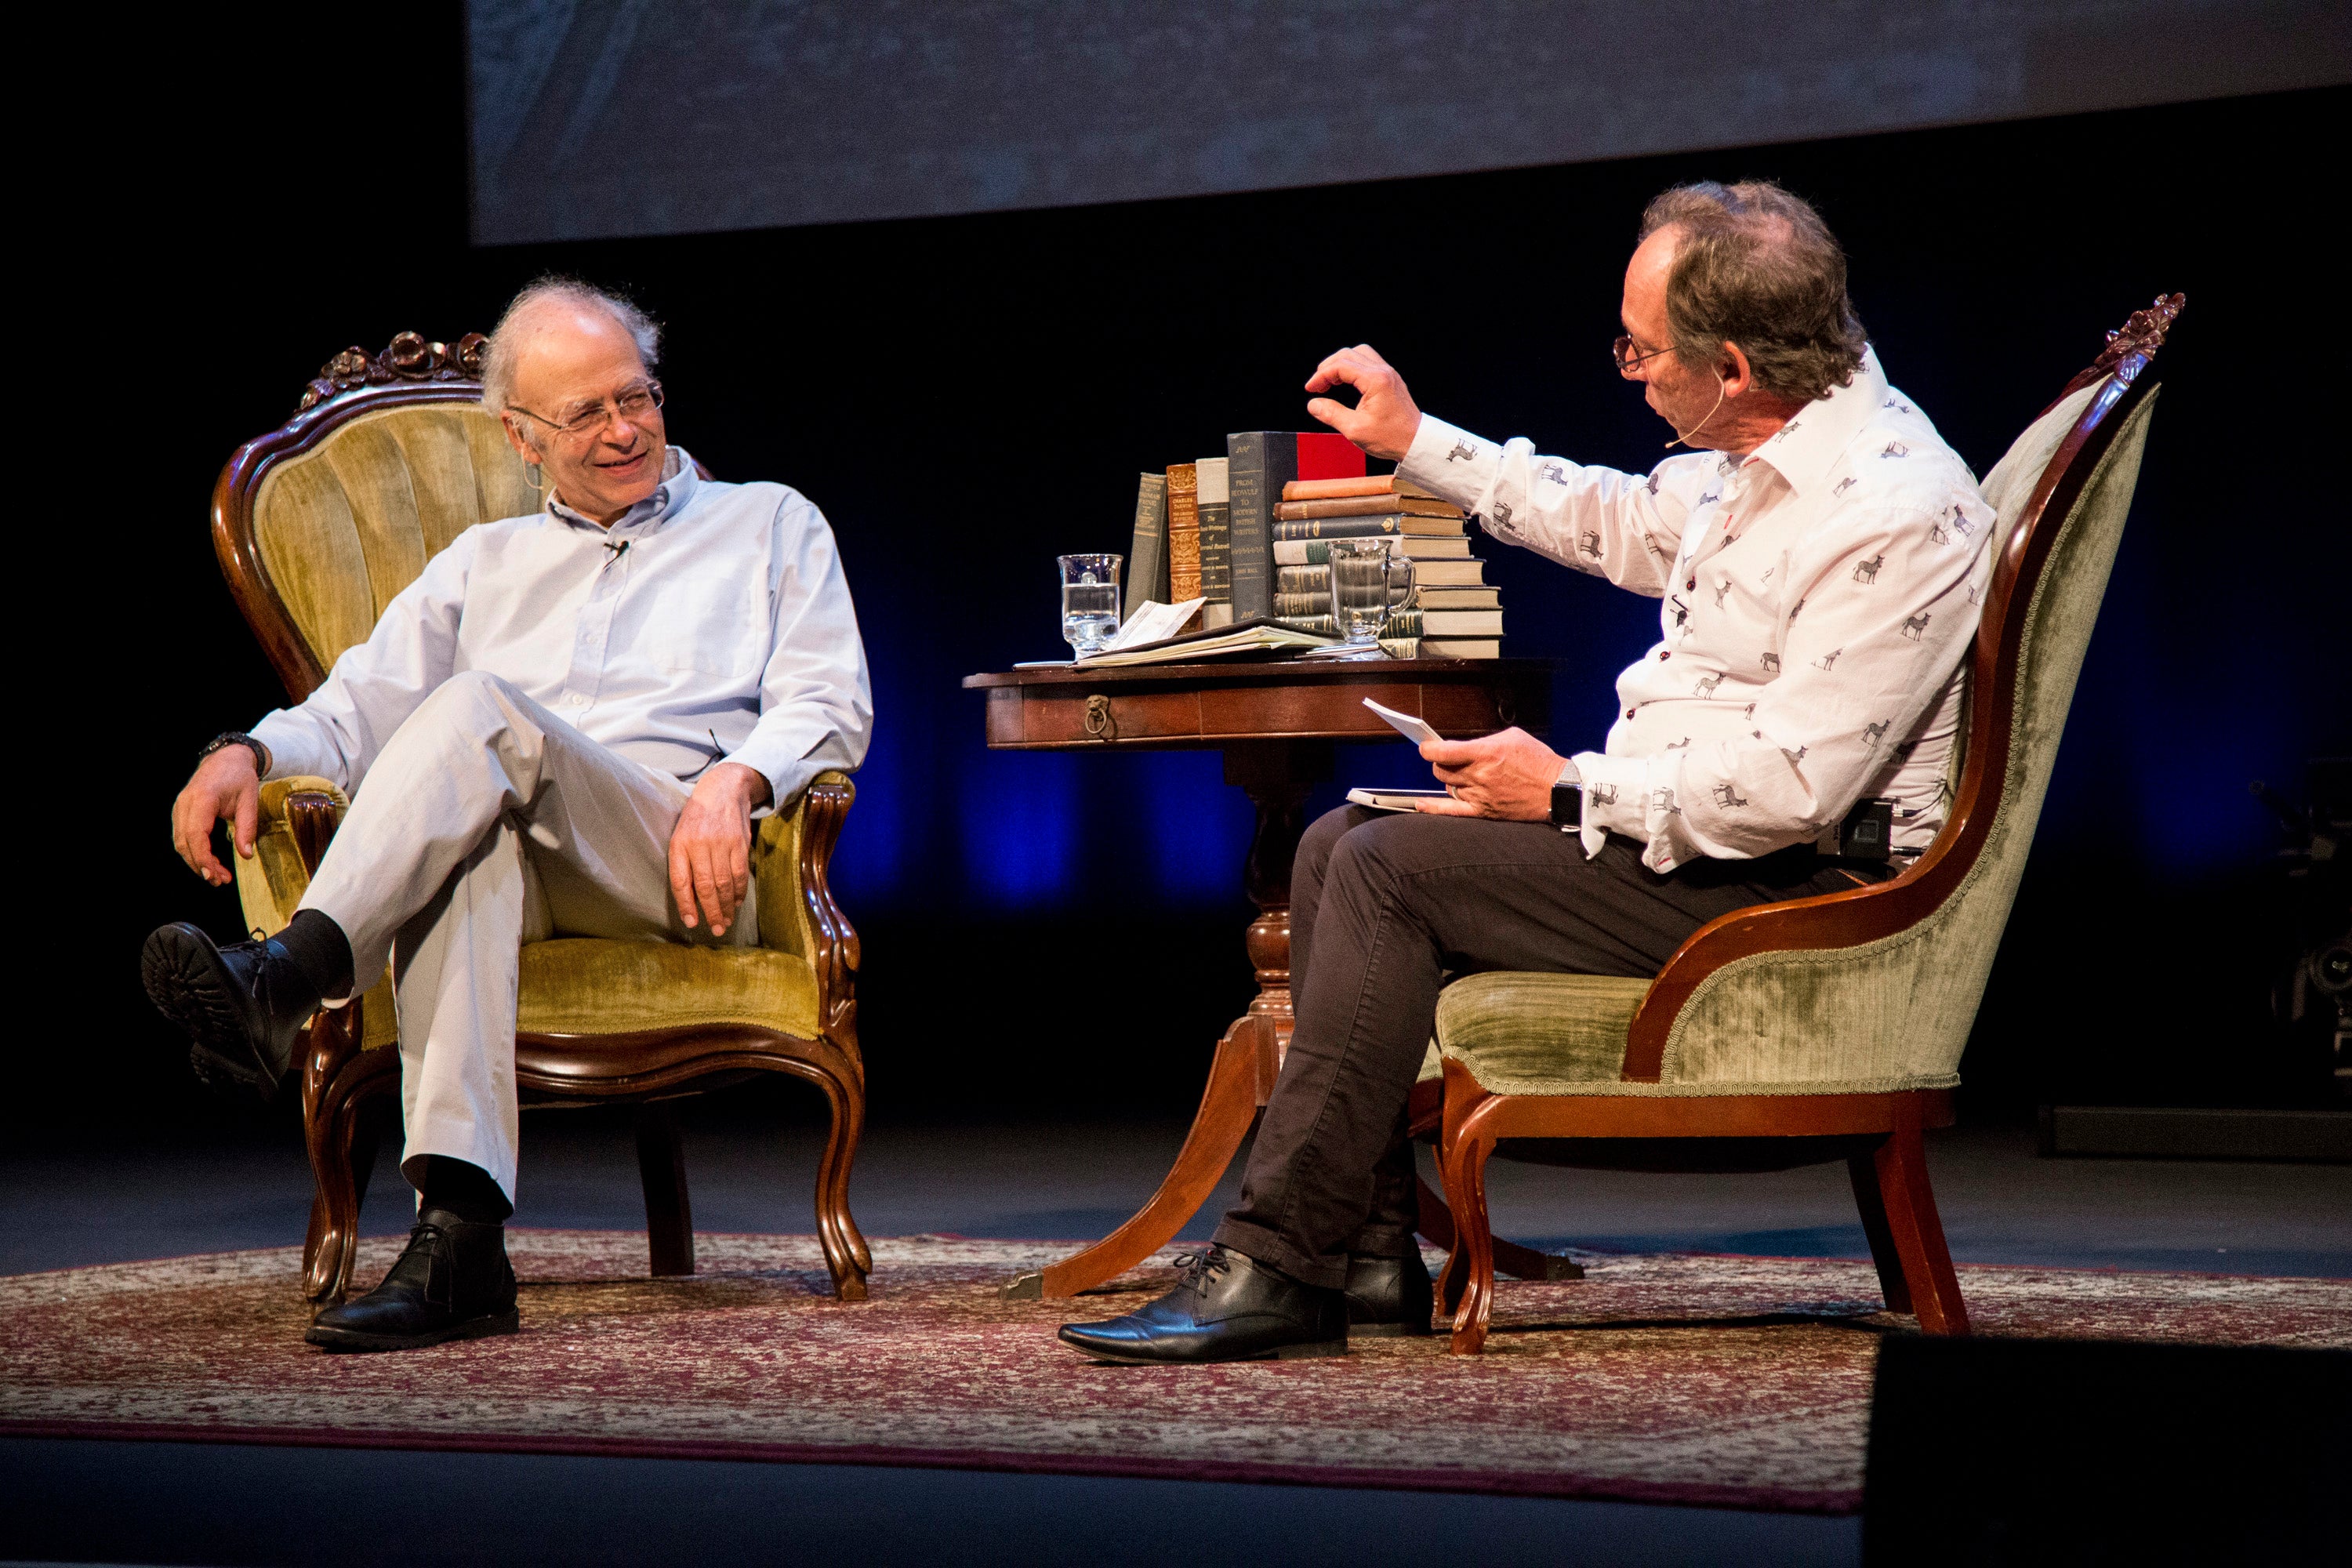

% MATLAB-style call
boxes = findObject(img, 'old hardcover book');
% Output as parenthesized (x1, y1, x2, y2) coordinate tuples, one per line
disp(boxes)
(1273, 535, 1472, 563)
(1273, 590, 1331, 619)
(1271, 514, 1466, 541)
(1272, 495, 1464, 521)
(1412, 585, 1501, 608)
(1196, 457, 1233, 629)
(1282, 474, 1443, 502)
(1125, 472, 1169, 618)
(1418, 608, 1504, 635)
(1422, 637, 1501, 659)
(1276, 563, 1330, 595)
(1166, 463, 1201, 604)
(1226, 431, 1366, 622)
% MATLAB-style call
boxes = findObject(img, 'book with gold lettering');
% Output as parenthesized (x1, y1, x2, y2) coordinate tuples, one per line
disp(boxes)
(1196, 457, 1233, 628)
(1165, 463, 1201, 604)
(1226, 431, 1367, 622)
(1271, 513, 1467, 541)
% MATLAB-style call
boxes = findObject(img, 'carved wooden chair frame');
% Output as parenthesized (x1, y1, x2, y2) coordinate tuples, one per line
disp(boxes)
(210, 334, 871, 1304)
(1407, 298, 2184, 1353)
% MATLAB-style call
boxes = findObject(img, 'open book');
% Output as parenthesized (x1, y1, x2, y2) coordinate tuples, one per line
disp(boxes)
(1073, 609, 1336, 668)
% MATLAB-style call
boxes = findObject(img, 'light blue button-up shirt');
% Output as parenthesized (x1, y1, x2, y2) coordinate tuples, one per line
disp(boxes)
(252, 447, 871, 811)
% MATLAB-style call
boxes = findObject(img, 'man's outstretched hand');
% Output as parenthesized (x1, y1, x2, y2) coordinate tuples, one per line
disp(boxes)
(172, 746, 263, 887)
(1305, 344, 1423, 460)
(1414, 728, 1565, 821)
(670, 761, 772, 936)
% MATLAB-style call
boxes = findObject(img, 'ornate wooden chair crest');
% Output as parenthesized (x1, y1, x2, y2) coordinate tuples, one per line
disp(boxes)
(1414, 297, 2184, 1352)
(211, 334, 870, 1303)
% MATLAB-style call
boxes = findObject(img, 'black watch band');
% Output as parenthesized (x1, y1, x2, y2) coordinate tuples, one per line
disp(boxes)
(198, 731, 268, 774)
(1549, 782, 1582, 829)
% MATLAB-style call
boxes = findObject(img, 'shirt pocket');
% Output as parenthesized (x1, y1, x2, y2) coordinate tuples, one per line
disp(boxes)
(647, 573, 766, 679)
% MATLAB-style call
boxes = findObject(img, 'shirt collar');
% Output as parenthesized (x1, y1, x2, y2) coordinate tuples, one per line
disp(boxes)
(1743, 346, 1889, 499)
(546, 446, 697, 534)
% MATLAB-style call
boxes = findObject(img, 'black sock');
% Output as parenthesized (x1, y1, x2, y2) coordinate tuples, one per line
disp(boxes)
(276, 909, 354, 1000)
(416, 1156, 513, 1225)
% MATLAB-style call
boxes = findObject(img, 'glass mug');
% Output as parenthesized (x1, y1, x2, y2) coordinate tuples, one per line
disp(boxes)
(1058, 553, 1123, 657)
(1326, 537, 1417, 656)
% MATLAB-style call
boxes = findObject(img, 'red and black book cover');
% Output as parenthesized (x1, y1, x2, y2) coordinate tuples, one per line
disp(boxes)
(1226, 433, 1366, 621)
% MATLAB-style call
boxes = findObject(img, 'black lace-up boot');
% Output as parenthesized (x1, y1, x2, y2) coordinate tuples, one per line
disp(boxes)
(140, 923, 322, 1104)
(304, 1209, 520, 1352)
(1343, 1251, 1436, 1338)
(1055, 1244, 1347, 1364)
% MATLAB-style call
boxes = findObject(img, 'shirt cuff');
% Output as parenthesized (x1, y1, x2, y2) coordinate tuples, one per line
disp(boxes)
(249, 711, 338, 786)
(1396, 414, 1501, 513)
(1571, 750, 1655, 860)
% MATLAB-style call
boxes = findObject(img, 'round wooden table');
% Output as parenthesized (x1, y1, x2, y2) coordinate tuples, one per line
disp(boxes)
(964, 657, 1573, 1298)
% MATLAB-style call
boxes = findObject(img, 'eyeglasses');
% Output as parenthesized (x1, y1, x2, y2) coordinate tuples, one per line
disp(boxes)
(506, 379, 665, 444)
(1612, 336, 1675, 377)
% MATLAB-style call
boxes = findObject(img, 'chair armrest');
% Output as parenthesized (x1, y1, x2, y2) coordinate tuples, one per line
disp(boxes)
(229, 776, 347, 938)
(1621, 870, 1950, 1081)
(750, 771, 859, 1047)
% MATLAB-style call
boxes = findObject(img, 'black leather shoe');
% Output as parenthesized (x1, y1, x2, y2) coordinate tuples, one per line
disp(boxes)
(140, 923, 320, 1105)
(1056, 1245, 1347, 1365)
(306, 1209, 520, 1352)
(1344, 1252, 1435, 1338)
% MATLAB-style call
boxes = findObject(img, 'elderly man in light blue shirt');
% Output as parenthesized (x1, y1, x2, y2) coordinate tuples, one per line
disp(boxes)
(143, 279, 872, 1351)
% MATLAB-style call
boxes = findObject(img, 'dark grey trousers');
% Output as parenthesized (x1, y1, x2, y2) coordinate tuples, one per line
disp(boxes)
(1211, 805, 1887, 1289)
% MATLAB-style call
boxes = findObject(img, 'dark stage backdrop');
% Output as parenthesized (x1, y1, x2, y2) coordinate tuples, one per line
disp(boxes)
(38, 8, 2348, 1144)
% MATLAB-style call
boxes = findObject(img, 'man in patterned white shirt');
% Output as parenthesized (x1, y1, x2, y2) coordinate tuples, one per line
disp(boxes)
(142, 279, 872, 1351)
(1062, 180, 1994, 1365)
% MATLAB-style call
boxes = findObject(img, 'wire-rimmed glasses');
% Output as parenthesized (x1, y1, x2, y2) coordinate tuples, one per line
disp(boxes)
(507, 379, 666, 445)
(1612, 336, 1675, 378)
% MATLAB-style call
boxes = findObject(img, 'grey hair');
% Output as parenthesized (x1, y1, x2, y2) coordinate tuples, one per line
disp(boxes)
(1637, 180, 1867, 404)
(479, 277, 662, 416)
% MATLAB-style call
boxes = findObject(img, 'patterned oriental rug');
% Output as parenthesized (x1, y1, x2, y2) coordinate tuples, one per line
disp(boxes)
(5, 1234, 2345, 1515)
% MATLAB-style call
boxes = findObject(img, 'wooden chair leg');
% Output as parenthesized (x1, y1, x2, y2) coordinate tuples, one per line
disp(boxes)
(1870, 1123, 1969, 1335)
(637, 1103, 695, 1277)
(1439, 1127, 1501, 1354)
(300, 1008, 397, 1303)
(811, 1053, 871, 1301)
(1847, 1144, 1913, 1314)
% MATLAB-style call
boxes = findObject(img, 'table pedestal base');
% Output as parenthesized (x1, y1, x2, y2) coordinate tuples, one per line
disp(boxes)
(1004, 740, 1581, 1300)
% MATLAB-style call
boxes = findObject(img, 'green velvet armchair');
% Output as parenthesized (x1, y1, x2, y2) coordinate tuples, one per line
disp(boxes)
(1414, 298, 2183, 1352)
(211, 333, 869, 1305)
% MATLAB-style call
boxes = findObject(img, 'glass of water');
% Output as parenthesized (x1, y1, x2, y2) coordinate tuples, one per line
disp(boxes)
(1327, 538, 1417, 656)
(1058, 554, 1123, 658)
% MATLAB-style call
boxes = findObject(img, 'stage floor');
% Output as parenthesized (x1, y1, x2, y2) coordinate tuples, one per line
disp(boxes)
(6, 1112, 2348, 1280)
(4, 1112, 2346, 1567)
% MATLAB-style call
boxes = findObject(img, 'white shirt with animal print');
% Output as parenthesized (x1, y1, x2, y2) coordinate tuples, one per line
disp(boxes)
(1397, 347, 1994, 873)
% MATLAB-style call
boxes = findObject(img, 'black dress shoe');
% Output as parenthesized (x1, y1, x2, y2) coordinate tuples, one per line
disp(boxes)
(306, 1208, 520, 1352)
(140, 922, 319, 1104)
(1344, 1252, 1435, 1338)
(1056, 1245, 1346, 1365)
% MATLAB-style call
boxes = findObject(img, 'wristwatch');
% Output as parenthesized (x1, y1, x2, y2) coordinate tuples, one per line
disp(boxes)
(198, 731, 270, 775)
(1549, 760, 1582, 831)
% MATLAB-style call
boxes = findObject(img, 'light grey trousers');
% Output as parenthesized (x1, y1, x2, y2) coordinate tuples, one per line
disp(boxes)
(298, 671, 754, 1203)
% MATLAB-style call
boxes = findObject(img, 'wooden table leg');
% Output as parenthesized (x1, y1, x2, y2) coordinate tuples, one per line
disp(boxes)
(1003, 742, 1328, 1300)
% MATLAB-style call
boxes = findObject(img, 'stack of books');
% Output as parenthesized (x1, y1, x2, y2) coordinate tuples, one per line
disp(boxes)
(1268, 476, 1502, 658)
(1127, 433, 1368, 632)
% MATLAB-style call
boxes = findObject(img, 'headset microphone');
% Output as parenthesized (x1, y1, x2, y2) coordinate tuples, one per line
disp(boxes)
(1664, 375, 1732, 450)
